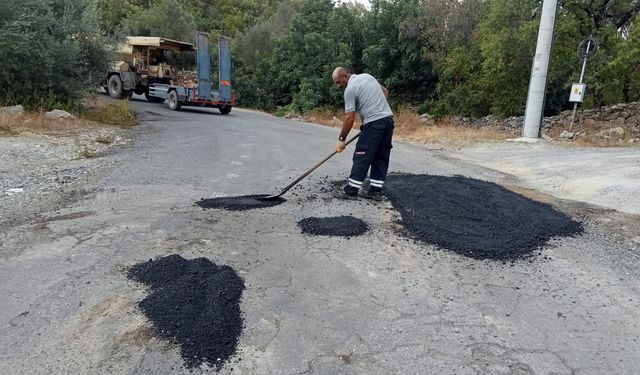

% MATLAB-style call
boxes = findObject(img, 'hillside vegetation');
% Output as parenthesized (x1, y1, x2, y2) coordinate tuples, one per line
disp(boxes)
(1, 0, 638, 118)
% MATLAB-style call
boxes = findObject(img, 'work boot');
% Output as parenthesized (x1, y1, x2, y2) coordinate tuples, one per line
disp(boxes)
(360, 189, 384, 201)
(332, 190, 358, 200)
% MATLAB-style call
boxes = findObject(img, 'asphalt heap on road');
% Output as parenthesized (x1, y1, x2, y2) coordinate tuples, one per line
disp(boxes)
(196, 194, 285, 211)
(138, 173, 582, 370)
(384, 173, 584, 260)
(128, 255, 245, 370)
(298, 216, 369, 237)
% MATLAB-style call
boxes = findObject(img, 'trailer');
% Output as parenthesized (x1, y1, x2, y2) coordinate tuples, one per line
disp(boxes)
(147, 33, 234, 114)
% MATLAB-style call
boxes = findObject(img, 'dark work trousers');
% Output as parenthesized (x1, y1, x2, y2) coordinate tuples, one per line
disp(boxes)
(344, 116, 394, 194)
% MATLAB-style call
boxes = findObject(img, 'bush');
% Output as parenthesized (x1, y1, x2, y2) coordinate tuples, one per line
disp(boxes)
(0, 0, 115, 109)
(84, 101, 137, 128)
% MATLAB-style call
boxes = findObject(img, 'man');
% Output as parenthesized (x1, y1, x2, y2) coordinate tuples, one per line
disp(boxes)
(331, 66, 394, 201)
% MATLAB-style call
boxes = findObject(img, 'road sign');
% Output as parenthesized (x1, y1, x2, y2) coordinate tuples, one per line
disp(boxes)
(578, 37, 599, 60)
(569, 83, 586, 103)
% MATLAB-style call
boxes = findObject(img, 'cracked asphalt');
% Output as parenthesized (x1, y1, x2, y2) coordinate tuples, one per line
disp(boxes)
(1, 97, 639, 374)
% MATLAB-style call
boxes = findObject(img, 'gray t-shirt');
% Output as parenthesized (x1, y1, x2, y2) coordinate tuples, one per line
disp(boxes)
(344, 73, 393, 125)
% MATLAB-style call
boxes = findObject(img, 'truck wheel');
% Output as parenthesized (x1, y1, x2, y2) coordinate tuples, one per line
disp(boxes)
(219, 106, 232, 115)
(108, 75, 124, 98)
(168, 91, 181, 111)
(145, 91, 165, 103)
(134, 85, 146, 95)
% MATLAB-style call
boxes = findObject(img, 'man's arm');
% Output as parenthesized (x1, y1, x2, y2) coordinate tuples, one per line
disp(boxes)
(339, 112, 356, 141)
(336, 112, 356, 153)
(381, 85, 389, 99)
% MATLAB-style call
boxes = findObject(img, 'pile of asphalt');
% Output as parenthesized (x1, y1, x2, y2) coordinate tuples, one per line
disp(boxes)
(196, 194, 285, 211)
(385, 174, 583, 260)
(298, 216, 368, 237)
(128, 255, 244, 369)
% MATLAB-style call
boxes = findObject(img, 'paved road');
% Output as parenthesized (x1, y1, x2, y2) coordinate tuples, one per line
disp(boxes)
(1, 98, 639, 374)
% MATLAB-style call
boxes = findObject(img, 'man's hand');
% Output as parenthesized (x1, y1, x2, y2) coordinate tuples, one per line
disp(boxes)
(336, 139, 346, 153)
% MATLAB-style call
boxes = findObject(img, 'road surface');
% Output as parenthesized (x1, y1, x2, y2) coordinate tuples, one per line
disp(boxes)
(1, 98, 639, 374)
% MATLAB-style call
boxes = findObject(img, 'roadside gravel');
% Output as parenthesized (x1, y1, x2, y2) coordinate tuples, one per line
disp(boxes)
(0, 128, 130, 230)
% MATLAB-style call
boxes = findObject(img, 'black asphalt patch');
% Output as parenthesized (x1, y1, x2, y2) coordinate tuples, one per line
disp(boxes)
(196, 194, 285, 211)
(385, 174, 583, 260)
(298, 216, 368, 237)
(128, 255, 244, 370)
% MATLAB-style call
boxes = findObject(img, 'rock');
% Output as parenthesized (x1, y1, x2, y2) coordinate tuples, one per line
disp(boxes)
(5, 188, 24, 195)
(0, 105, 24, 115)
(627, 115, 640, 125)
(559, 131, 575, 139)
(610, 126, 625, 136)
(610, 117, 625, 126)
(583, 119, 598, 127)
(44, 109, 75, 120)
(597, 127, 625, 137)
(418, 113, 432, 122)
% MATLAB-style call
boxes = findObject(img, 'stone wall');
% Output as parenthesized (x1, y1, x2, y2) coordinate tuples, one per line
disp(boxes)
(420, 101, 640, 141)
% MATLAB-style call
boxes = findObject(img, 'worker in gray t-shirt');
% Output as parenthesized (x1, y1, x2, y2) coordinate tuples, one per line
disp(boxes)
(331, 67, 394, 201)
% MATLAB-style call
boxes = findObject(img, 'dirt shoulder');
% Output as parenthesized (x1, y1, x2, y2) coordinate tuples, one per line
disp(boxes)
(0, 101, 135, 230)
(292, 104, 640, 147)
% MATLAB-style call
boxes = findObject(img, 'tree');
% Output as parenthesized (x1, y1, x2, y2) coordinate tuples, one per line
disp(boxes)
(96, 0, 144, 33)
(126, 0, 197, 42)
(0, 0, 114, 107)
(268, 0, 351, 112)
(595, 17, 640, 104)
(362, 0, 437, 104)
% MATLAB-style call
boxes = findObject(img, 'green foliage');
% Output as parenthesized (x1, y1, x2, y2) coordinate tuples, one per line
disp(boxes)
(597, 19, 640, 104)
(234, 0, 352, 113)
(0, 0, 114, 109)
(362, 0, 436, 104)
(428, 0, 640, 117)
(477, 0, 538, 116)
(6, 0, 640, 116)
(96, 0, 144, 33)
(125, 0, 197, 42)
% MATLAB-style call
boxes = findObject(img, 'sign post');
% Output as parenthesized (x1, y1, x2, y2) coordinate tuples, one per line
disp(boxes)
(569, 37, 599, 130)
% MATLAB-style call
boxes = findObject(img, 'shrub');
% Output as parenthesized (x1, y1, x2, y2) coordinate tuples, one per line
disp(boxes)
(0, 0, 115, 109)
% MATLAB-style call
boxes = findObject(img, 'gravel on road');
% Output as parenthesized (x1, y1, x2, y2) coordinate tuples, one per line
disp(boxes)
(128, 255, 245, 370)
(298, 216, 369, 237)
(196, 195, 285, 211)
(385, 173, 584, 260)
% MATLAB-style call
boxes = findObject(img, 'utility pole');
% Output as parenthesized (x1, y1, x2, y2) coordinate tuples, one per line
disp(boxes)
(522, 0, 559, 139)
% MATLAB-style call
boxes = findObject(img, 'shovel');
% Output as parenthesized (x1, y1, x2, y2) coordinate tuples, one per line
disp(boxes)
(258, 133, 361, 201)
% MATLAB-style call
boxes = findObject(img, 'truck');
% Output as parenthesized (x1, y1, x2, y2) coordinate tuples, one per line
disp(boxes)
(103, 33, 233, 114)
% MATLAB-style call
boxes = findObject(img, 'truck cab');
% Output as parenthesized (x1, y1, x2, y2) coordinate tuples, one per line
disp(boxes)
(104, 36, 196, 102)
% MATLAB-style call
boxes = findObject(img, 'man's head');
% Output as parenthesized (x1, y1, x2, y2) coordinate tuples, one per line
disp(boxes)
(332, 67, 351, 90)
